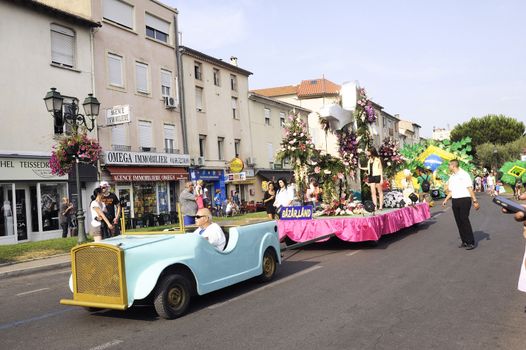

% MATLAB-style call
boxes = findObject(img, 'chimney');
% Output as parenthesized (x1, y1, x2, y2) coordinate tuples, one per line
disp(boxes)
(230, 56, 238, 66)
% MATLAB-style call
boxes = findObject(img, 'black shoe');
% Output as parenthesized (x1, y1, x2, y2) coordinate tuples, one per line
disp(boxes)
(458, 242, 467, 248)
(465, 244, 475, 250)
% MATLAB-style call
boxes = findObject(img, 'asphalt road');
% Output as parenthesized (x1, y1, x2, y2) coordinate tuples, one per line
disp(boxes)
(1, 194, 526, 350)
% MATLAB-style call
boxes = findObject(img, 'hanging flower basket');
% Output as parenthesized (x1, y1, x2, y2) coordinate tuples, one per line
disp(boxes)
(50, 133, 102, 176)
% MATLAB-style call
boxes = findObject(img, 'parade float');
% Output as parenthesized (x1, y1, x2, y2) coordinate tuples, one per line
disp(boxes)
(275, 84, 433, 244)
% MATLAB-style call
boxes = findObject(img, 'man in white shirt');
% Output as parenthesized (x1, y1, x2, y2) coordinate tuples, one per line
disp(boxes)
(193, 208, 226, 251)
(442, 160, 480, 250)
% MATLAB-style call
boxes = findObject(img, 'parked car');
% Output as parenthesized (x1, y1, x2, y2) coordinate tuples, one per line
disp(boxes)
(60, 220, 280, 319)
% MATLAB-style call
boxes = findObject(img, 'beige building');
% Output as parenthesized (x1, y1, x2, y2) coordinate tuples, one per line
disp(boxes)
(180, 46, 254, 204)
(91, 0, 190, 226)
(0, 0, 99, 244)
(398, 119, 422, 145)
(432, 127, 451, 141)
(253, 78, 402, 154)
(248, 93, 310, 201)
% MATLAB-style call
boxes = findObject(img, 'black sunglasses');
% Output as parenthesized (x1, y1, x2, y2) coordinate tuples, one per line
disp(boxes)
(194, 215, 206, 219)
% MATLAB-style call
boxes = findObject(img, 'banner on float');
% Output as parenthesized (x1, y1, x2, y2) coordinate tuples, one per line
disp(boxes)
(279, 205, 313, 220)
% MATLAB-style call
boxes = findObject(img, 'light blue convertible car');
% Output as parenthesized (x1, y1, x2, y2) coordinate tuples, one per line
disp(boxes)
(60, 220, 280, 319)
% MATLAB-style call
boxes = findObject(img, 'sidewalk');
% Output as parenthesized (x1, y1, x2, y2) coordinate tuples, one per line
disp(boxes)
(0, 254, 71, 279)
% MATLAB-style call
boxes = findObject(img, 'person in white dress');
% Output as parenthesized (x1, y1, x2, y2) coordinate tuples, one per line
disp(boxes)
(274, 178, 293, 213)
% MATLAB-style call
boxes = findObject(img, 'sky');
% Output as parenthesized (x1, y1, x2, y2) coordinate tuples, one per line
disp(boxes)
(165, 0, 526, 137)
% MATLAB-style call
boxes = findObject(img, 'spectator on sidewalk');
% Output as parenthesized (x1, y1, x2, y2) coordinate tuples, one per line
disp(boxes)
(59, 197, 74, 238)
(90, 188, 113, 242)
(99, 181, 121, 239)
(180, 181, 198, 225)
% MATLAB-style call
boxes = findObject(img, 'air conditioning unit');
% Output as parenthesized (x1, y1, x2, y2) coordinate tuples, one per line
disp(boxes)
(164, 96, 176, 109)
(197, 156, 205, 166)
(246, 157, 256, 166)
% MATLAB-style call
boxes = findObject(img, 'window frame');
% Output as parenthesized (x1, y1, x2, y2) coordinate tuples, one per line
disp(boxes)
(107, 52, 125, 88)
(264, 108, 271, 126)
(213, 68, 221, 86)
(102, 0, 134, 30)
(217, 137, 225, 160)
(195, 86, 204, 111)
(135, 61, 149, 94)
(194, 61, 202, 81)
(160, 69, 172, 98)
(230, 74, 237, 91)
(231, 97, 238, 119)
(50, 23, 76, 68)
(199, 135, 207, 157)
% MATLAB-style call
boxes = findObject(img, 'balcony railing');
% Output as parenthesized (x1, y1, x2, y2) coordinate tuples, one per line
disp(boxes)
(140, 147, 156, 153)
(164, 148, 180, 154)
(111, 144, 131, 151)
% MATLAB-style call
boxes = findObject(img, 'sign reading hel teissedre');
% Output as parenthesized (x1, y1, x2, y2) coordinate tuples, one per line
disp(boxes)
(279, 205, 313, 220)
(0, 157, 68, 181)
(104, 151, 190, 166)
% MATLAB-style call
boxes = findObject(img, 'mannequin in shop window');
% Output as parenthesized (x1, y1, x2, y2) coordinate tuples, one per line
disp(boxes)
(2, 200, 14, 236)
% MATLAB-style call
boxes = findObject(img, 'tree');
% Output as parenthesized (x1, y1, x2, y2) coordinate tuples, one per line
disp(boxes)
(450, 114, 525, 148)
(476, 137, 526, 169)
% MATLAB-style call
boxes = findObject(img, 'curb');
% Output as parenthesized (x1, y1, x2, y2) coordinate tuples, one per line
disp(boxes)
(0, 261, 71, 280)
(0, 253, 70, 268)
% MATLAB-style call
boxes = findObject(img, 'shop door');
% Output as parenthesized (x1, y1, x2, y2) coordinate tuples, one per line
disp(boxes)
(14, 189, 29, 241)
(116, 186, 133, 228)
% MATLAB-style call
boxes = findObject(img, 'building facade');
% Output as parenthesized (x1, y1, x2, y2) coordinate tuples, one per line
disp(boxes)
(92, 0, 189, 227)
(180, 46, 255, 204)
(0, 0, 99, 244)
(247, 93, 310, 201)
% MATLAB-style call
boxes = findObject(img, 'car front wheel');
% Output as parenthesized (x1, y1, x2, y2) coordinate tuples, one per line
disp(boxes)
(154, 274, 192, 319)
(258, 248, 277, 282)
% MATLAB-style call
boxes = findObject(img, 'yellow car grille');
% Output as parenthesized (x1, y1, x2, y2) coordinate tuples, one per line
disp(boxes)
(74, 246, 121, 298)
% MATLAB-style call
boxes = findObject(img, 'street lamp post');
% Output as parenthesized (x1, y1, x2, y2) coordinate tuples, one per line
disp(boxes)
(44, 88, 100, 243)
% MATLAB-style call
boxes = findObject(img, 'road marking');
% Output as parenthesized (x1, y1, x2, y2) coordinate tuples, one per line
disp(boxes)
(208, 265, 323, 310)
(0, 308, 73, 331)
(16, 288, 50, 296)
(346, 251, 360, 257)
(89, 340, 123, 350)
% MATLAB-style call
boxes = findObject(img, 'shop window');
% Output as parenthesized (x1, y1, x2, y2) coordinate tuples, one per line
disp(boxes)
(41, 183, 66, 231)
(0, 185, 14, 237)
(157, 183, 169, 213)
(133, 183, 157, 220)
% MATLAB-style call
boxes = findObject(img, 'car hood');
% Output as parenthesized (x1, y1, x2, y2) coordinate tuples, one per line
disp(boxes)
(101, 234, 176, 250)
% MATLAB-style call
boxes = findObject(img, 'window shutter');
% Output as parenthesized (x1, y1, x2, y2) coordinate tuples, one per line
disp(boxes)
(145, 13, 170, 34)
(164, 124, 175, 140)
(108, 54, 123, 86)
(231, 97, 237, 109)
(51, 24, 74, 67)
(195, 87, 203, 109)
(138, 121, 153, 147)
(161, 69, 172, 96)
(111, 124, 128, 146)
(103, 0, 134, 29)
(135, 62, 148, 93)
(267, 143, 273, 161)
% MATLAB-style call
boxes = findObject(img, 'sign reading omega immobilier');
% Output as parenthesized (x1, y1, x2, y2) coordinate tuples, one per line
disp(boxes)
(104, 151, 191, 166)
(0, 158, 68, 181)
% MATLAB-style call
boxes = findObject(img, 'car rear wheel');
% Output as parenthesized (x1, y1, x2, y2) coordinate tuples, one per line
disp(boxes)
(258, 248, 277, 282)
(154, 274, 192, 319)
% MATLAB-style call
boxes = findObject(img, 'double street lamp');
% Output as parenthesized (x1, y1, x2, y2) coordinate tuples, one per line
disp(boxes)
(43, 87, 100, 243)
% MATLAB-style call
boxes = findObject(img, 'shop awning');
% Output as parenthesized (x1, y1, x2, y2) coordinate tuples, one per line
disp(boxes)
(256, 170, 294, 182)
(228, 179, 256, 185)
(107, 166, 188, 182)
